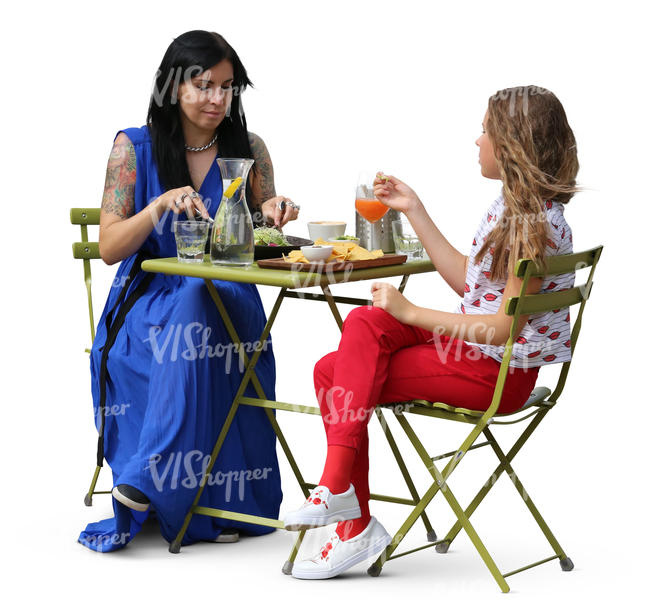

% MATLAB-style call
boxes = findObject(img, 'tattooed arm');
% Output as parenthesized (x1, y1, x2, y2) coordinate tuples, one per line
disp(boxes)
(248, 132, 298, 228)
(99, 132, 204, 265)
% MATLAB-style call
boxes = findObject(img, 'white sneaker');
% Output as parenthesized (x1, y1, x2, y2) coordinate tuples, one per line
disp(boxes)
(283, 485, 361, 531)
(291, 516, 392, 579)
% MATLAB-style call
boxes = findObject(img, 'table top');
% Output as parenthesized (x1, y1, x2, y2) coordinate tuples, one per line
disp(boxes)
(142, 255, 436, 288)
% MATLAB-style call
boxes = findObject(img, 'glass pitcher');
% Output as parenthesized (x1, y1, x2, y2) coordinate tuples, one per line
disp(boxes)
(210, 158, 255, 266)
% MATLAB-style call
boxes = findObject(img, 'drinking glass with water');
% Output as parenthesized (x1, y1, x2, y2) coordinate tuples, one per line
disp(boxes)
(392, 216, 424, 260)
(173, 220, 210, 263)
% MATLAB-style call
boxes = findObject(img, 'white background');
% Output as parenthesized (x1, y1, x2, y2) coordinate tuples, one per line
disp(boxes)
(1, 0, 647, 609)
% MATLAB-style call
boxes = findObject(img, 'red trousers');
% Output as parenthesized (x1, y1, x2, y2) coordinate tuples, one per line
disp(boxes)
(313, 306, 539, 515)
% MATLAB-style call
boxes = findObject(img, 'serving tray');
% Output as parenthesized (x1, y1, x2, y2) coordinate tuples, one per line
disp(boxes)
(256, 253, 407, 272)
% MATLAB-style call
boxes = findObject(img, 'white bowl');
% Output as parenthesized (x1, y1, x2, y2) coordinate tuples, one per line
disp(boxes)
(307, 221, 346, 242)
(301, 245, 333, 262)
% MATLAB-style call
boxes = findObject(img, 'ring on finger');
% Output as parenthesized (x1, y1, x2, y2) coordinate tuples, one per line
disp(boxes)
(190, 191, 201, 200)
(288, 202, 300, 210)
(180, 193, 189, 202)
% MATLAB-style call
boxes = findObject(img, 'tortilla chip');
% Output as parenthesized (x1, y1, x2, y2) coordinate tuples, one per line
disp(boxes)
(281, 239, 384, 264)
(313, 238, 384, 261)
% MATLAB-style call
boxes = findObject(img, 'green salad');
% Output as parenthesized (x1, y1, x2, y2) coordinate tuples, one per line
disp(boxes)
(334, 235, 359, 240)
(254, 226, 290, 247)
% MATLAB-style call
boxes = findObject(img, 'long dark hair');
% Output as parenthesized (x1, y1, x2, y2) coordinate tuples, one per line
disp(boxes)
(147, 30, 254, 191)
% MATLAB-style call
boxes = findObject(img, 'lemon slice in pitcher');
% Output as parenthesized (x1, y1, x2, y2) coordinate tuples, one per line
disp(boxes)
(223, 176, 243, 199)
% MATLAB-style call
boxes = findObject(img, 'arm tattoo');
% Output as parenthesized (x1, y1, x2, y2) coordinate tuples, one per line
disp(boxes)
(248, 132, 276, 210)
(101, 136, 136, 219)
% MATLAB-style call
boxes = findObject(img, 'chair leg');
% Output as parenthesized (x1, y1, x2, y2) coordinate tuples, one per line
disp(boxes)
(368, 480, 440, 577)
(84, 465, 102, 506)
(282, 529, 307, 575)
(483, 428, 572, 569)
(436, 416, 545, 553)
(387, 414, 511, 593)
(375, 408, 436, 541)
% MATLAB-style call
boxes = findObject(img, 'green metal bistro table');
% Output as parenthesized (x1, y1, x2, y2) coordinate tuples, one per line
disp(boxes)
(141, 254, 436, 564)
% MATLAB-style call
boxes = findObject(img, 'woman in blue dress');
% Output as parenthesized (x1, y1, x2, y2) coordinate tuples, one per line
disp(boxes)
(79, 30, 299, 552)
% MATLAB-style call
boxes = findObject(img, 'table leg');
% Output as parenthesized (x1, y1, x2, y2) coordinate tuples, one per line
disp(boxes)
(398, 274, 410, 294)
(170, 282, 307, 552)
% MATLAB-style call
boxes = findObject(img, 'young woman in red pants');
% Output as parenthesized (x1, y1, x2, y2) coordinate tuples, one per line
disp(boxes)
(284, 86, 579, 579)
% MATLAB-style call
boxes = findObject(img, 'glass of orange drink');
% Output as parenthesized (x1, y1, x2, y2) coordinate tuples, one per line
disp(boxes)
(355, 172, 389, 250)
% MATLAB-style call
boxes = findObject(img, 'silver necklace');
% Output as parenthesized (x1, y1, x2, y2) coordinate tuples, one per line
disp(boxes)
(185, 132, 218, 152)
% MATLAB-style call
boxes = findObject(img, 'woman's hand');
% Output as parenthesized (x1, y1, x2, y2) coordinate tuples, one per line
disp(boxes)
(149, 186, 210, 221)
(373, 173, 423, 216)
(370, 282, 417, 324)
(260, 195, 299, 228)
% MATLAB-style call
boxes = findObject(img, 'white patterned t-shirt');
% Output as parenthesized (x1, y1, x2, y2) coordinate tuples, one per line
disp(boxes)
(455, 194, 574, 369)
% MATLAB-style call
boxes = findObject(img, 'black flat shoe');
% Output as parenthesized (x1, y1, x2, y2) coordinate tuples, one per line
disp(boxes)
(112, 484, 150, 512)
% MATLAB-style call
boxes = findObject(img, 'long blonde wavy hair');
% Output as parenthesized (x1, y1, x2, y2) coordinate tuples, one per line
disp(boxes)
(474, 86, 579, 281)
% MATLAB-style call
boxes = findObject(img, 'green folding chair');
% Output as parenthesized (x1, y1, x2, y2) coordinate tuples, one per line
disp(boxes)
(70, 207, 109, 507)
(364, 245, 603, 592)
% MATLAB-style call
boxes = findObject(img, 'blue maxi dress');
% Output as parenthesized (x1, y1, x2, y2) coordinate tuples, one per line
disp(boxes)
(79, 126, 282, 552)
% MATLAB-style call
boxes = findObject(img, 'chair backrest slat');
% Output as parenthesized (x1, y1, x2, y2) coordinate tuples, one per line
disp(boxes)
(72, 241, 101, 260)
(513, 247, 600, 277)
(70, 208, 101, 225)
(71, 208, 102, 347)
(505, 284, 590, 316)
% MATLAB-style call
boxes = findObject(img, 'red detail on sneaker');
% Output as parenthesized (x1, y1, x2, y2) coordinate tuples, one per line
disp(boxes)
(321, 540, 334, 559)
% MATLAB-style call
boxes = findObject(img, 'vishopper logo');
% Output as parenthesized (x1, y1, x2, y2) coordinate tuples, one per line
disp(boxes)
(111, 275, 131, 288)
(82, 531, 130, 552)
(286, 260, 358, 290)
(150, 65, 245, 111)
(425, 324, 559, 368)
(147, 199, 214, 236)
(316, 387, 414, 424)
(426, 322, 500, 364)
(145, 451, 273, 501)
(94, 402, 130, 418)
(490, 85, 551, 117)
(143, 322, 272, 373)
